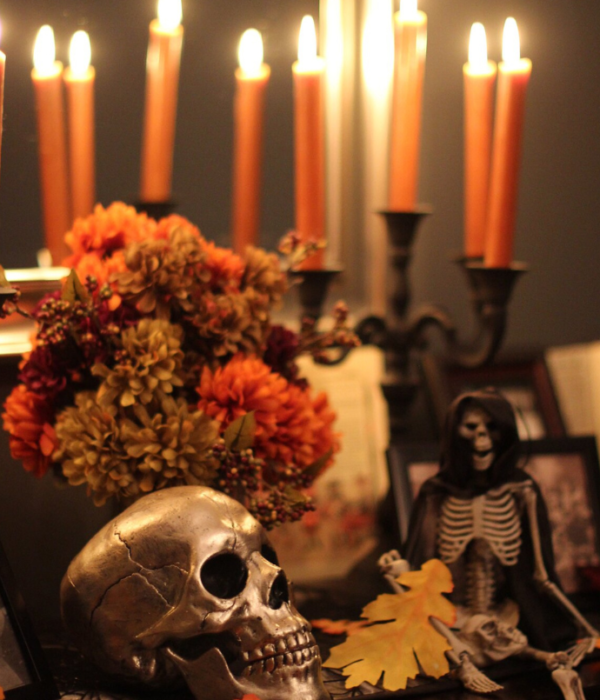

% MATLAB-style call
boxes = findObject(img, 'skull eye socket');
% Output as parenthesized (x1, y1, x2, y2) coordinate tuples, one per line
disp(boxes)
(201, 553, 248, 599)
(464, 422, 479, 431)
(482, 621, 496, 633)
(261, 543, 279, 566)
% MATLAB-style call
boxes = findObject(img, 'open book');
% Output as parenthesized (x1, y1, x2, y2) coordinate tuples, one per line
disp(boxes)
(545, 342, 600, 440)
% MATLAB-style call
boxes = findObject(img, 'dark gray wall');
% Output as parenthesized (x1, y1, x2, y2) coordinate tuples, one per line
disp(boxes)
(0, 0, 599, 627)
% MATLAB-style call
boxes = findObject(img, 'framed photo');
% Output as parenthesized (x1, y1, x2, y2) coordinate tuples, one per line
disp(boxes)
(388, 437, 600, 595)
(421, 354, 566, 441)
(0, 539, 58, 699)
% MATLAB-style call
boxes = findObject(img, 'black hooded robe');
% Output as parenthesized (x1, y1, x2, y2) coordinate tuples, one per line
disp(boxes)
(403, 389, 579, 651)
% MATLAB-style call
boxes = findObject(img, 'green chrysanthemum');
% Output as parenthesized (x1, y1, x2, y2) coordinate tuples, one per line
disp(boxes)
(93, 319, 185, 408)
(54, 392, 139, 506)
(121, 397, 219, 493)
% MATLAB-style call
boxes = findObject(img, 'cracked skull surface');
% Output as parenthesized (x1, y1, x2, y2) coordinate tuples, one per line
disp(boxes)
(61, 486, 329, 700)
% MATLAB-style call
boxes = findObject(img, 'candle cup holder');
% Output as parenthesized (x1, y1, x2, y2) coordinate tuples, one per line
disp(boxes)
(289, 266, 344, 322)
(134, 199, 177, 220)
(355, 209, 528, 436)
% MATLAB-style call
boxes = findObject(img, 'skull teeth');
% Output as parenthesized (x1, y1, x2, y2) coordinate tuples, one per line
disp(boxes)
(240, 642, 319, 676)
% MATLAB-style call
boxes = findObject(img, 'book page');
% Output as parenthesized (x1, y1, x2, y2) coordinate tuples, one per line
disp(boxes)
(545, 343, 597, 435)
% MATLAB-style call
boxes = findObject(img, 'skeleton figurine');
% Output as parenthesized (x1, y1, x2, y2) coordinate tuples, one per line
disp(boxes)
(61, 486, 330, 700)
(379, 389, 598, 699)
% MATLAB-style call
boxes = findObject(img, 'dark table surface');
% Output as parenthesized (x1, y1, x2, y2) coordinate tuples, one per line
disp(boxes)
(40, 579, 600, 700)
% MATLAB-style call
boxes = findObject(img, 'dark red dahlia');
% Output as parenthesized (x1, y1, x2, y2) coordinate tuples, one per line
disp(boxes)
(263, 325, 305, 386)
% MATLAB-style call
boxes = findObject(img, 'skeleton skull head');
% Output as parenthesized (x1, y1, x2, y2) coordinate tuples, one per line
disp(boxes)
(61, 486, 329, 700)
(458, 407, 499, 471)
(458, 614, 528, 666)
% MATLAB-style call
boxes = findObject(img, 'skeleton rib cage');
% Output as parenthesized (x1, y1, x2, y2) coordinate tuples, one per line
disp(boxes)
(438, 484, 525, 567)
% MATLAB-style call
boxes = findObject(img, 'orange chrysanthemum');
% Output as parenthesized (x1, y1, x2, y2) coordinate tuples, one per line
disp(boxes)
(71, 250, 127, 289)
(63, 202, 156, 266)
(197, 356, 287, 442)
(197, 355, 338, 473)
(2, 385, 58, 477)
(152, 214, 204, 242)
(204, 242, 245, 292)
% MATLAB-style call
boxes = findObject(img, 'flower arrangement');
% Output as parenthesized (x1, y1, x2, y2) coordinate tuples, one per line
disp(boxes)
(1, 203, 357, 527)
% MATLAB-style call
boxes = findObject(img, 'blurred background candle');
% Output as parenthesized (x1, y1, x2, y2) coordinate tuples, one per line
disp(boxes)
(464, 22, 496, 259)
(485, 18, 532, 268)
(140, 0, 184, 203)
(293, 15, 325, 270)
(231, 29, 270, 254)
(32, 25, 70, 263)
(0, 20, 6, 183)
(389, 0, 427, 211)
(64, 31, 95, 221)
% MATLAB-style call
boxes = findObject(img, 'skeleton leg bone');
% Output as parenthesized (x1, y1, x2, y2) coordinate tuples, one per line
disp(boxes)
(551, 668, 586, 700)
(429, 617, 503, 694)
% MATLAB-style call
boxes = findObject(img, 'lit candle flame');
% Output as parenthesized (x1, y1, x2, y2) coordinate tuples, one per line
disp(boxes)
(469, 23, 488, 72)
(298, 15, 318, 66)
(70, 30, 91, 76)
(362, 0, 394, 95)
(239, 29, 263, 77)
(158, 0, 182, 32)
(34, 25, 56, 75)
(502, 17, 521, 66)
(399, 0, 418, 21)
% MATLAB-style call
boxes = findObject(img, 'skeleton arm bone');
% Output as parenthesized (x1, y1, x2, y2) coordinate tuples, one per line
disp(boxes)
(522, 485, 599, 642)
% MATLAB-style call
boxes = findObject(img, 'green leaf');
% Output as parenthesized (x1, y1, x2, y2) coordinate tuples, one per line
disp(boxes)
(62, 269, 90, 304)
(283, 487, 309, 506)
(304, 449, 333, 479)
(0, 265, 9, 288)
(224, 412, 256, 452)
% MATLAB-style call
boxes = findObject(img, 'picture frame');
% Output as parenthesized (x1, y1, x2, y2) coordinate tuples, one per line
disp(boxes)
(387, 436, 600, 595)
(421, 354, 566, 440)
(0, 539, 58, 699)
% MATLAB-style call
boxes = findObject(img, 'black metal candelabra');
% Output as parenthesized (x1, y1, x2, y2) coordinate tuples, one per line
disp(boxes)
(293, 210, 527, 437)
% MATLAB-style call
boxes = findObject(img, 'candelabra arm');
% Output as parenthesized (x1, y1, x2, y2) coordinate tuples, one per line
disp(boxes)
(356, 315, 388, 349)
(407, 301, 506, 369)
(407, 261, 527, 369)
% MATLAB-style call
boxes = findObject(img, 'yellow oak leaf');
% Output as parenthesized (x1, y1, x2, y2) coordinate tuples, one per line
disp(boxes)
(311, 618, 370, 636)
(324, 559, 456, 691)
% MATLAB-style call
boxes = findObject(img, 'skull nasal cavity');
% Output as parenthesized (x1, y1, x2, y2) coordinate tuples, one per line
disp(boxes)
(201, 553, 248, 599)
(268, 571, 289, 610)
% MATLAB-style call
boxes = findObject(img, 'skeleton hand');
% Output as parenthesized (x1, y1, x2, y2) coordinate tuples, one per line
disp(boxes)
(454, 652, 503, 694)
(377, 550, 410, 578)
(545, 651, 571, 671)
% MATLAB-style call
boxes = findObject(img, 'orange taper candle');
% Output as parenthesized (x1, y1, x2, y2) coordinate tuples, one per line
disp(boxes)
(64, 31, 95, 221)
(0, 21, 6, 184)
(32, 25, 70, 263)
(140, 0, 184, 203)
(485, 18, 532, 268)
(232, 29, 271, 254)
(389, 0, 427, 211)
(464, 23, 497, 259)
(293, 15, 325, 270)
